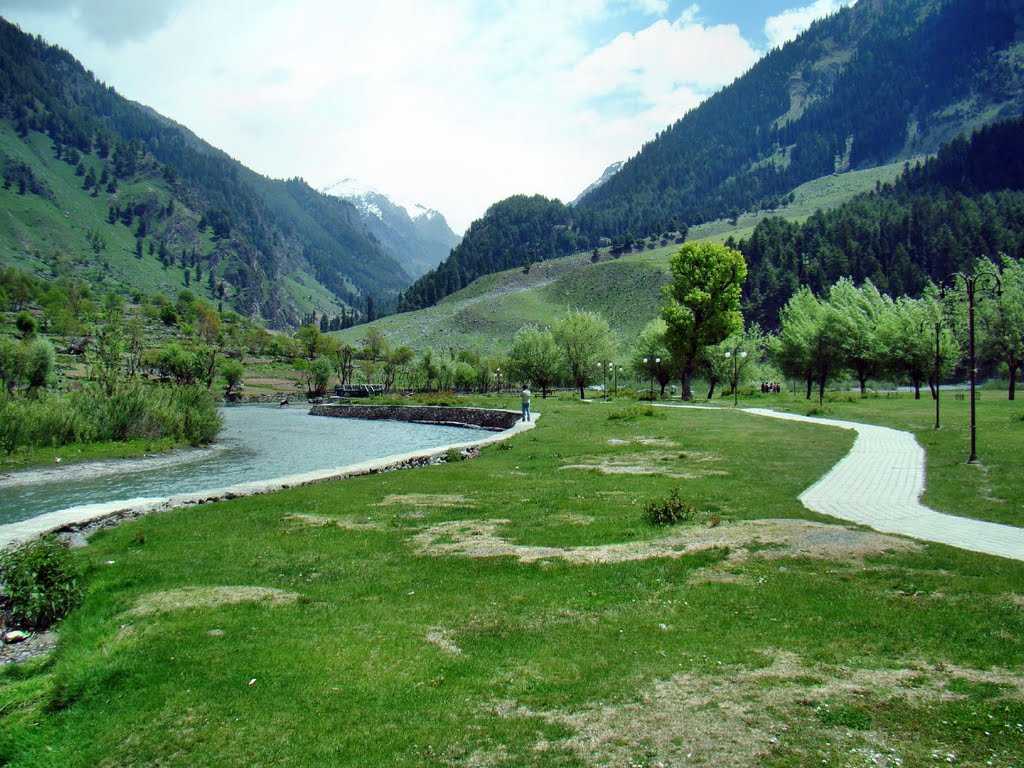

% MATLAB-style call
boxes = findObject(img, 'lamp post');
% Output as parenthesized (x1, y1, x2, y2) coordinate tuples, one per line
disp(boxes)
(944, 267, 1001, 463)
(724, 349, 748, 407)
(933, 319, 942, 431)
(617, 366, 623, 396)
(494, 368, 501, 393)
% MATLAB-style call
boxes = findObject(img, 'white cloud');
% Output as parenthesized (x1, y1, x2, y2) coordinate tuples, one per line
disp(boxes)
(764, 0, 854, 49)
(1, 1, 763, 232)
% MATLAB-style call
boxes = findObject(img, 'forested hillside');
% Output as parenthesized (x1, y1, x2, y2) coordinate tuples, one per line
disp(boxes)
(398, 195, 587, 311)
(401, 0, 1024, 313)
(0, 18, 411, 327)
(578, 0, 1024, 235)
(740, 117, 1024, 327)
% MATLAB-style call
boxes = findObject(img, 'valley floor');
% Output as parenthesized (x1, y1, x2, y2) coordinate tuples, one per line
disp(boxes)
(1, 394, 1022, 767)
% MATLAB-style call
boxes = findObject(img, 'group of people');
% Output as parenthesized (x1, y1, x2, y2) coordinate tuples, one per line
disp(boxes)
(760, 381, 782, 394)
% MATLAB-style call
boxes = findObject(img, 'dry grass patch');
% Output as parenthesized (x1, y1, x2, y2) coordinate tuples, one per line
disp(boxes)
(284, 513, 380, 531)
(493, 651, 1024, 768)
(412, 518, 919, 566)
(607, 436, 679, 448)
(557, 513, 595, 526)
(425, 627, 462, 656)
(377, 494, 476, 508)
(127, 586, 300, 617)
(561, 450, 726, 479)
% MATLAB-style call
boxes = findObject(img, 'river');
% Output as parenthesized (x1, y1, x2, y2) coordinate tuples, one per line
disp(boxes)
(0, 405, 485, 525)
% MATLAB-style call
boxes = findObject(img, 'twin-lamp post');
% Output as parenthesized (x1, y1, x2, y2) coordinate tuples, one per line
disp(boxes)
(723, 349, 747, 407)
(642, 356, 660, 399)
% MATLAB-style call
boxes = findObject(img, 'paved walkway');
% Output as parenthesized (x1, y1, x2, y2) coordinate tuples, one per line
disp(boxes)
(656, 404, 1024, 562)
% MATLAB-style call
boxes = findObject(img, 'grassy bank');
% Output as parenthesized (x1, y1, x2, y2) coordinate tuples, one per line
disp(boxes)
(1, 396, 1022, 766)
(0, 436, 179, 471)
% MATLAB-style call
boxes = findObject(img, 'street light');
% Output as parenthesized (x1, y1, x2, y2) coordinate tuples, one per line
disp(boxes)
(494, 367, 501, 393)
(943, 266, 1001, 463)
(724, 349, 748, 407)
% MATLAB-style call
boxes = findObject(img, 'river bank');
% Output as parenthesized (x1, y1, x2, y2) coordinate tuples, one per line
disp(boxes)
(0, 405, 533, 548)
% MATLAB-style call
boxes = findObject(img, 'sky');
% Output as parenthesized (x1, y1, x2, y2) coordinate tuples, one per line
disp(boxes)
(0, 0, 854, 232)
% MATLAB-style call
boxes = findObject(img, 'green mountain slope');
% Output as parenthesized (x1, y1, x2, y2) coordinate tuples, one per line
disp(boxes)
(0, 17, 410, 326)
(339, 162, 902, 354)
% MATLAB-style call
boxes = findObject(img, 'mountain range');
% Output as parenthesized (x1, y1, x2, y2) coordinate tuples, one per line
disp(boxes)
(4, 0, 1024, 331)
(322, 179, 460, 278)
(0, 17, 418, 327)
(399, 0, 1024, 313)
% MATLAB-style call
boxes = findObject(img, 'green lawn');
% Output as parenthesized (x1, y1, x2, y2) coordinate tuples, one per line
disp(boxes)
(2, 396, 1022, 767)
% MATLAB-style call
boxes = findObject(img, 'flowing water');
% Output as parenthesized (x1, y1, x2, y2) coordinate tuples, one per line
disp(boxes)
(0, 405, 485, 525)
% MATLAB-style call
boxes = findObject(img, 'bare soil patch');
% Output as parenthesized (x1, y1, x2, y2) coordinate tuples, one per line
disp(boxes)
(495, 650, 1024, 767)
(412, 518, 919, 566)
(607, 436, 679, 448)
(561, 450, 726, 479)
(425, 627, 462, 656)
(128, 586, 301, 617)
(377, 494, 475, 508)
(285, 513, 380, 531)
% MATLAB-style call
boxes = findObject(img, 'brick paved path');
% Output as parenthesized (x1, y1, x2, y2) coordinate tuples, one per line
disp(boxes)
(659, 404, 1024, 562)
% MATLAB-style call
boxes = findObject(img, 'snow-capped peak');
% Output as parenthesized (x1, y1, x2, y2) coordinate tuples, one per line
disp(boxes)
(322, 177, 382, 199)
(323, 178, 439, 222)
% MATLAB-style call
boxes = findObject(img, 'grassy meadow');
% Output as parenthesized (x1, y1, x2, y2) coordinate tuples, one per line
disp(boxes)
(1, 394, 1022, 766)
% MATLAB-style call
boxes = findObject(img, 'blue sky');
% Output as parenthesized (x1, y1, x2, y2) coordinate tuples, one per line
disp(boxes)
(0, 0, 854, 230)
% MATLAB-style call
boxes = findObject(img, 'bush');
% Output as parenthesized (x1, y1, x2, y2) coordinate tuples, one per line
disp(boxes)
(608, 404, 659, 421)
(15, 310, 36, 338)
(643, 488, 696, 526)
(0, 383, 222, 454)
(0, 537, 83, 630)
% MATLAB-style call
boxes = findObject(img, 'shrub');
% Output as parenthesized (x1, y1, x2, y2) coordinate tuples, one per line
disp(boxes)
(15, 310, 36, 338)
(643, 488, 696, 526)
(0, 537, 83, 630)
(0, 383, 222, 454)
(608, 404, 659, 421)
(445, 447, 464, 463)
(220, 358, 244, 396)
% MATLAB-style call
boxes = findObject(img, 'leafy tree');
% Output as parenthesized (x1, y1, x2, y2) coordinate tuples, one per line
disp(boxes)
(508, 325, 562, 398)
(220, 358, 245, 399)
(978, 256, 1024, 399)
(298, 357, 333, 397)
(703, 325, 764, 400)
(88, 305, 126, 396)
(661, 242, 747, 400)
(382, 346, 414, 392)
(829, 278, 891, 394)
(295, 323, 322, 359)
(330, 342, 356, 387)
(0, 336, 20, 392)
(775, 287, 844, 403)
(418, 348, 440, 391)
(880, 296, 934, 399)
(553, 311, 613, 399)
(20, 338, 55, 392)
(630, 319, 672, 397)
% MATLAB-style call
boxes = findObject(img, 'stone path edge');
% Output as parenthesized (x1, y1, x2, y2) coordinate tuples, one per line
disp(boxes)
(654, 403, 1024, 563)
(0, 407, 537, 550)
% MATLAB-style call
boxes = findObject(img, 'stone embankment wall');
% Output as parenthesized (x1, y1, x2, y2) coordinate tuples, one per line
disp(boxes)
(309, 404, 521, 431)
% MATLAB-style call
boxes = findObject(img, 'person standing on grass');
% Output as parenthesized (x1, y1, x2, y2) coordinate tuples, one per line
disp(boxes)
(521, 386, 532, 422)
